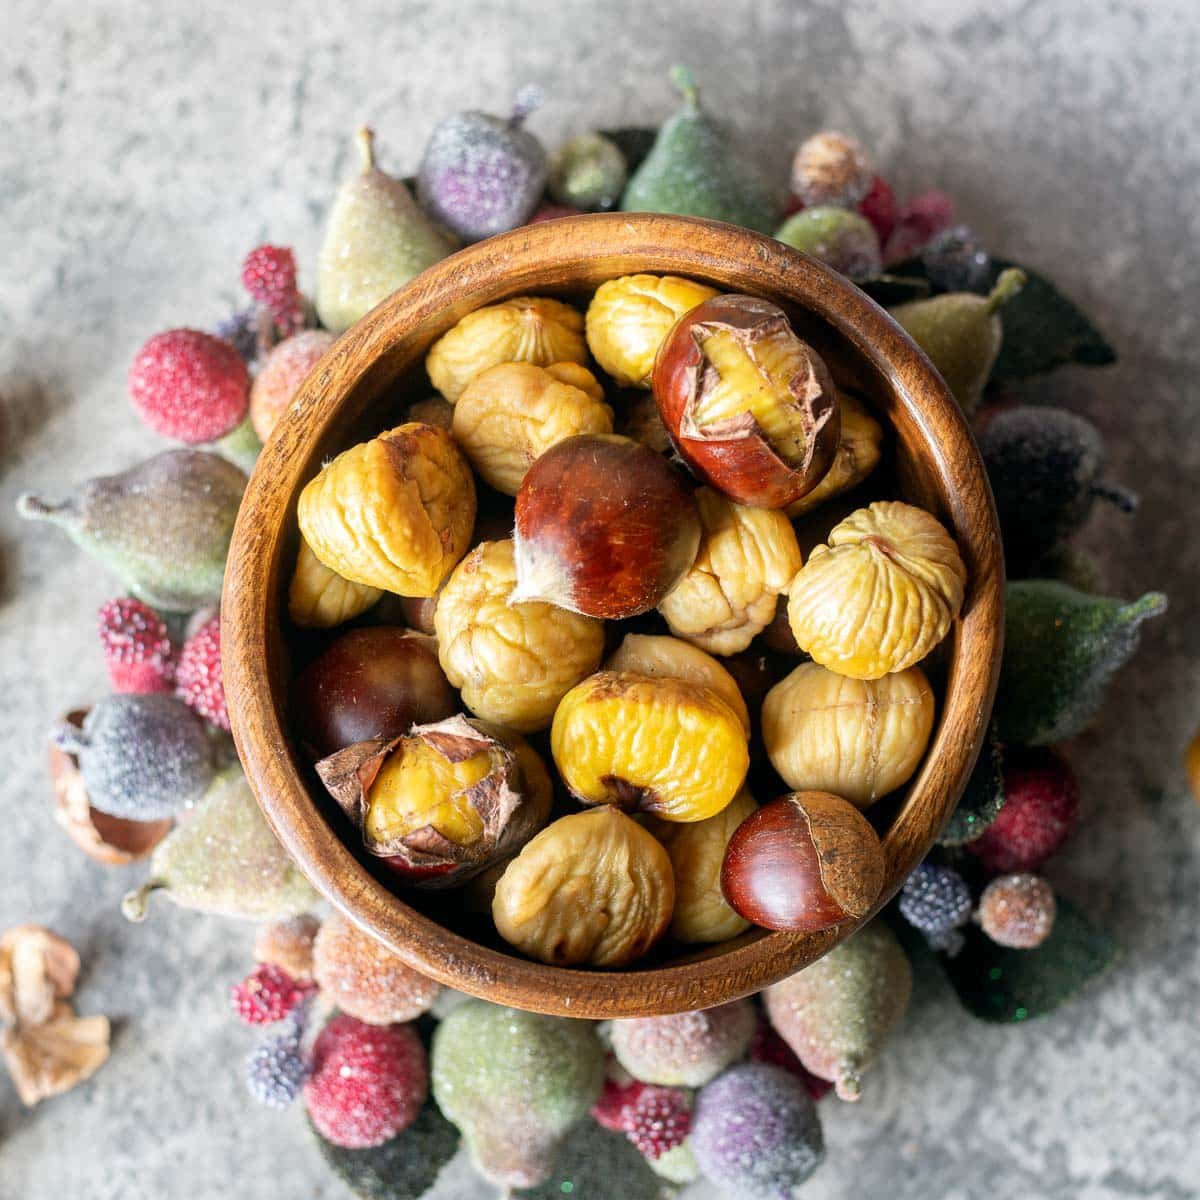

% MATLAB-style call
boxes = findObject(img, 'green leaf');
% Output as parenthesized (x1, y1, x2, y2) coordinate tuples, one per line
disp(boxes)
(942, 897, 1117, 1022)
(518, 1117, 665, 1198)
(600, 126, 658, 176)
(938, 722, 1005, 846)
(858, 274, 932, 306)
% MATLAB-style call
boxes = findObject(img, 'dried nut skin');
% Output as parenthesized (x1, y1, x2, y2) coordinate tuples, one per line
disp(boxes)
(1, 1002, 111, 1108)
(405, 396, 455, 429)
(585, 273, 719, 388)
(452, 362, 613, 495)
(435, 539, 604, 733)
(288, 538, 383, 628)
(0, 926, 80, 1027)
(298, 422, 476, 597)
(647, 788, 758, 943)
(787, 500, 967, 678)
(426, 296, 587, 403)
(653, 294, 840, 508)
(492, 807, 674, 966)
(615, 389, 673, 454)
(762, 662, 935, 808)
(786, 391, 884, 518)
(720, 791, 885, 932)
(605, 632, 751, 736)
(551, 671, 749, 823)
(659, 487, 803, 655)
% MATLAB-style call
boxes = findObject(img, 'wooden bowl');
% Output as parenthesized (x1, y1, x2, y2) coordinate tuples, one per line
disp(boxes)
(223, 213, 1003, 1019)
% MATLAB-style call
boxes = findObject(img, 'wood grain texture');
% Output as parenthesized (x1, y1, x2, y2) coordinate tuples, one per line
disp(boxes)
(222, 213, 1004, 1019)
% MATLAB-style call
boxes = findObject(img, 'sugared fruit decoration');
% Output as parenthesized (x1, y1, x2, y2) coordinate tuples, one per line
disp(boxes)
(241, 244, 304, 332)
(978, 873, 1057, 949)
(417, 85, 549, 242)
(624, 1084, 692, 1160)
(516, 1115, 666, 1200)
(97, 597, 175, 694)
(245, 1018, 309, 1109)
(175, 613, 227, 730)
(749, 1018, 833, 1100)
(17, 449, 246, 612)
(857, 175, 898, 244)
(898, 861, 974, 954)
(254, 914, 320, 982)
(790, 130, 874, 209)
(883, 188, 955, 263)
(609, 1000, 756, 1088)
(128, 328, 249, 444)
(214, 309, 259, 364)
(230, 963, 314, 1026)
(430, 1000, 604, 1189)
(922, 224, 992, 293)
(249, 329, 336, 442)
(548, 131, 627, 210)
(690, 1062, 825, 1197)
(304, 1014, 428, 1150)
(765, 920, 912, 1101)
(939, 721, 1006, 846)
(775, 206, 883, 280)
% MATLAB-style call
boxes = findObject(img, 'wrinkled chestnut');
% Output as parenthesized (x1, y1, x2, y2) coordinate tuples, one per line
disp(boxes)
(720, 791, 884, 932)
(292, 627, 458, 758)
(512, 434, 701, 619)
(653, 294, 840, 508)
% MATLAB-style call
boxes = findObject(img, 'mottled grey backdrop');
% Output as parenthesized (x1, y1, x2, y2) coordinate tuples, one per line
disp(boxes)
(1, 2, 1197, 1198)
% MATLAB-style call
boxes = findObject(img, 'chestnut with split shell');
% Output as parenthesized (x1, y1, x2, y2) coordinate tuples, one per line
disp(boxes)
(653, 294, 840, 508)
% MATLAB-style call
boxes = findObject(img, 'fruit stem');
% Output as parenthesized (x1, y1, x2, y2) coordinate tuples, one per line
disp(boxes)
(355, 126, 376, 173)
(121, 881, 163, 922)
(1090, 479, 1139, 514)
(15, 493, 74, 525)
(985, 268, 1027, 314)
(510, 83, 543, 127)
(835, 1060, 862, 1102)
(1121, 591, 1168, 625)
(669, 64, 700, 109)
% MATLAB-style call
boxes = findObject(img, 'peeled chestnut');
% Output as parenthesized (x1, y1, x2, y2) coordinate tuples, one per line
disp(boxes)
(292, 627, 458, 758)
(653, 294, 840, 508)
(512, 433, 701, 619)
(720, 791, 884, 932)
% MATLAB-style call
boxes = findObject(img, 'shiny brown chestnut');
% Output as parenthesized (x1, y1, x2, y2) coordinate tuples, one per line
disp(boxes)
(511, 433, 701, 619)
(652, 294, 840, 508)
(292, 627, 458, 759)
(720, 790, 884, 932)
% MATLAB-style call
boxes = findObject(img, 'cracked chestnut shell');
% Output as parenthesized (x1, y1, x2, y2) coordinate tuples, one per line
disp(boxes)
(512, 434, 701, 619)
(652, 294, 840, 508)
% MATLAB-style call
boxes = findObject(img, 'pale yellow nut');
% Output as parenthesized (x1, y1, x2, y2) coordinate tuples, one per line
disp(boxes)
(787, 500, 967, 678)
(646, 788, 757, 943)
(605, 632, 751, 736)
(297, 422, 476, 598)
(492, 807, 674, 966)
(426, 296, 587, 403)
(585, 274, 719, 388)
(762, 662, 935, 808)
(452, 362, 613, 495)
(287, 538, 382, 628)
(551, 671, 749, 823)
(434, 539, 604, 733)
(659, 487, 802, 655)
(786, 391, 884, 518)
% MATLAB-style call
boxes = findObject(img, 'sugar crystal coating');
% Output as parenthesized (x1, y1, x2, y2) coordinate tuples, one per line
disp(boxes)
(610, 1000, 756, 1088)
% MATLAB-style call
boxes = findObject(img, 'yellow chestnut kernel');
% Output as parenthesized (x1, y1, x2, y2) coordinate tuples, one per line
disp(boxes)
(762, 662, 936, 808)
(605, 632, 751, 736)
(492, 807, 675, 967)
(786, 390, 884, 518)
(787, 500, 967, 678)
(585, 274, 719, 388)
(452, 362, 613, 495)
(615, 389, 673, 454)
(434, 539, 604, 733)
(298, 422, 476, 598)
(658, 487, 802, 655)
(647, 788, 758, 944)
(426, 296, 587, 403)
(288, 538, 383, 629)
(551, 671, 749, 823)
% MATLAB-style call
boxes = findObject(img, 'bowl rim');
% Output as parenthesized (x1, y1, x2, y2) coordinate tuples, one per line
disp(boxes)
(223, 212, 1004, 1019)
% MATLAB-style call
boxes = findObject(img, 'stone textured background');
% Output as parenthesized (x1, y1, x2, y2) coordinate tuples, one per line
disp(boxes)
(1, 2, 1197, 1197)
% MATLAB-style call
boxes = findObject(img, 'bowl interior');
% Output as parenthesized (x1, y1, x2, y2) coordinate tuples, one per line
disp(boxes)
(223, 213, 1003, 1018)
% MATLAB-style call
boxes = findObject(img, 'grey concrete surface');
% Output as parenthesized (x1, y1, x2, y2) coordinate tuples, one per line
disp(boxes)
(1, 1, 1198, 1197)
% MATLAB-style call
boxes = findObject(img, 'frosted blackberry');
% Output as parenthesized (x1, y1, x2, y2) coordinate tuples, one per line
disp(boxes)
(923, 224, 992, 293)
(246, 1020, 309, 1109)
(899, 861, 973, 953)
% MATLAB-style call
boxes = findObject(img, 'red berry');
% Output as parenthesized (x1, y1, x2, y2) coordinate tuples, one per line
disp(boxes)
(176, 614, 228, 731)
(129, 329, 249, 443)
(750, 1020, 833, 1101)
(527, 202, 583, 224)
(97, 598, 176, 694)
(967, 749, 1080, 874)
(625, 1085, 691, 1160)
(304, 1015, 428, 1149)
(781, 193, 805, 218)
(592, 1074, 648, 1132)
(242, 245, 302, 325)
(857, 175, 898, 245)
(230, 963, 314, 1025)
(883, 189, 955, 265)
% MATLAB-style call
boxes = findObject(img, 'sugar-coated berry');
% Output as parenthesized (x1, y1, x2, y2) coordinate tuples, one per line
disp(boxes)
(304, 1015, 429, 1149)
(749, 1019, 833, 1101)
(527, 202, 583, 224)
(978, 873, 1057, 948)
(254, 914, 320, 982)
(241, 245, 302, 325)
(790, 131, 874, 209)
(609, 1000, 756, 1088)
(129, 328, 250, 444)
(923, 224, 992, 293)
(246, 1023, 309, 1108)
(899, 861, 973, 954)
(883, 189, 955, 264)
(97, 597, 176, 694)
(625, 1084, 691, 1160)
(592, 1074, 647, 1132)
(230, 962, 314, 1025)
(248, 330, 335, 442)
(175, 614, 227, 731)
(857, 175, 898, 245)
(968, 749, 1080, 874)
(214, 309, 259, 364)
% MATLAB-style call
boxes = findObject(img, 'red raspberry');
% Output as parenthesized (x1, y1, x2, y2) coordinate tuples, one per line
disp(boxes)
(967, 748, 1080, 874)
(230, 963, 314, 1025)
(176, 614, 228, 731)
(592, 1074, 648, 1132)
(242, 245, 303, 327)
(527, 202, 583, 224)
(129, 328, 249, 443)
(625, 1085, 691, 1160)
(857, 175, 898, 245)
(750, 1019, 832, 1101)
(97, 598, 176, 694)
(304, 1015, 428, 1149)
(883, 189, 955, 264)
